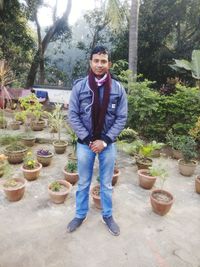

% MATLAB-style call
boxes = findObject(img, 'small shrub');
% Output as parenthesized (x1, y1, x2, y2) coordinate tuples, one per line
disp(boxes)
(65, 161, 77, 173)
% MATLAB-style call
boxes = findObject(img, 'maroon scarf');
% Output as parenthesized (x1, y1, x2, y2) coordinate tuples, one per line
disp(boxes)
(88, 70, 111, 140)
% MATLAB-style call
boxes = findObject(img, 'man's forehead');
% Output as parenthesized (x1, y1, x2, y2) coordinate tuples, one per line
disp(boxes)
(92, 53, 109, 59)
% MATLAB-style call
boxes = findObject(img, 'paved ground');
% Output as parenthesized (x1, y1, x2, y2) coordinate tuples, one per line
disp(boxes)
(0, 120, 200, 267)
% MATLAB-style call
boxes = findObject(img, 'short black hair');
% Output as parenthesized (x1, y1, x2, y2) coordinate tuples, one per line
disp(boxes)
(90, 45, 111, 61)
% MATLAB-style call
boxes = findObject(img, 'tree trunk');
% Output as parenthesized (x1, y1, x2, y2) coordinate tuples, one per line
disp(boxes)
(25, 0, 72, 88)
(128, 0, 140, 80)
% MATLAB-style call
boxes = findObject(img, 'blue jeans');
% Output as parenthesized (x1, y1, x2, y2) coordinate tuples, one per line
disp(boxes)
(75, 142, 116, 218)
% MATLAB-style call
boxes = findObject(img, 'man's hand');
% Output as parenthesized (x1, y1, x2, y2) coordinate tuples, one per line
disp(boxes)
(89, 140, 105, 153)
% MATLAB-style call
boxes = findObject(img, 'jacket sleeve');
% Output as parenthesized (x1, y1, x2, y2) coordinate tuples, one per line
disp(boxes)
(68, 83, 90, 141)
(105, 84, 128, 142)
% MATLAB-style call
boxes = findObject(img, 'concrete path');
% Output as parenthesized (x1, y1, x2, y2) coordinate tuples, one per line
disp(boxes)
(0, 125, 200, 267)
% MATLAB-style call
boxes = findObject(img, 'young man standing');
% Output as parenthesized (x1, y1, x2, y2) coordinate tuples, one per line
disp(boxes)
(67, 46, 127, 236)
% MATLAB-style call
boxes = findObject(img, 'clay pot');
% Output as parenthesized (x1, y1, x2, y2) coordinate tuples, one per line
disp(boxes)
(138, 169, 157, 189)
(37, 152, 54, 167)
(62, 168, 79, 185)
(3, 178, 26, 202)
(195, 176, 200, 194)
(53, 141, 68, 154)
(21, 136, 36, 147)
(48, 180, 72, 204)
(136, 157, 153, 170)
(31, 120, 45, 131)
(91, 184, 101, 209)
(178, 159, 197, 176)
(112, 169, 120, 186)
(4, 145, 28, 164)
(150, 189, 174, 216)
(10, 121, 20, 130)
(21, 163, 42, 181)
(0, 162, 6, 177)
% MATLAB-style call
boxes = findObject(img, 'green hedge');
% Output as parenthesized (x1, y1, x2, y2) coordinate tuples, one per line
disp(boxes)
(127, 83, 200, 141)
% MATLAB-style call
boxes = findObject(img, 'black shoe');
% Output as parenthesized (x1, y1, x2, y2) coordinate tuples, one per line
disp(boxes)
(102, 216, 120, 236)
(67, 217, 87, 233)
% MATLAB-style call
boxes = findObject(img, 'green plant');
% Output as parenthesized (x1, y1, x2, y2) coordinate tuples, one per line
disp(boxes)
(65, 123, 77, 154)
(48, 103, 65, 143)
(189, 117, 200, 140)
(170, 49, 200, 89)
(0, 134, 21, 145)
(3, 179, 19, 188)
(118, 127, 138, 143)
(50, 181, 61, 192)
(23, 151, 37, 169)
(65, 161, 77, 173)
(166, 130, 187, 150)
(150, 140, 164, 150)
(178, 136, 197, 163)
(149, 165, 168, 189)
(117, 138, 144, 156)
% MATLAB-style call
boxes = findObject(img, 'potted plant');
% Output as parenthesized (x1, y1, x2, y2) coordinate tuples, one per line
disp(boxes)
(36, 148, 54, 167)
(166, 130, 184, 159)
(0, 154, 8, 177)
(18, 94, 46, 131)
(0, 112, 7, 128)
(63, 160, 79, 185)
(2, 178, 26, 202)
(91, 178, 101, 209)
(48, 180, 72, 204)
(65, 123, 77, 160)
(112, 162, 121, 186)
(150, 140, 165, 157)
(138, 165, 167, 190)
(178, 136, 198, 176)
(48, 103, 68, 154)
(150, 168, 174, 216)
(195, 175, 200, 194)
(134, 141, 154, 169)
(21, 151, 42, 181)
(9, 119, 21, 130)
(4, 143, 28, 164)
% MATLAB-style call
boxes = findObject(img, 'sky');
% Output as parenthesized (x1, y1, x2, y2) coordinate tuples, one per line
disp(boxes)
(38, 0, 95, 26)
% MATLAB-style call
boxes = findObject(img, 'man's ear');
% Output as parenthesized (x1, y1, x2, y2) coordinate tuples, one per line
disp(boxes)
(108, 62, 112, 68)
(89, 60, 92, 68)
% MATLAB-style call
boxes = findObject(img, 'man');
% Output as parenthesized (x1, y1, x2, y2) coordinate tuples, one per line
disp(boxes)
(67, 46, 127, 236)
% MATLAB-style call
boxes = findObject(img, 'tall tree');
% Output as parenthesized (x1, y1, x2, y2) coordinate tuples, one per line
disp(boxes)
(25, 0, 72, 88)
(128, 0, 140, 78)
(0, 0, 35, 86)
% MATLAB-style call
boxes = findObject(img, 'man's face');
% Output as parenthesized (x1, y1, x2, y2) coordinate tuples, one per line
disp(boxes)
(90, 53, 111, 78)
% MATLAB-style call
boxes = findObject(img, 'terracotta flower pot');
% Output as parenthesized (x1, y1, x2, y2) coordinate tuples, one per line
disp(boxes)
(62, 168, 79, 185)
(37, 152, 54, 167)
(48, 180, 72, 204)
(4, 145, 28, 164)
(0, 161, 6, 177)
(3, 178, 26, 202)
(178, 159, 197, 176)
(195, 176, 200, 194)
(136, 157, 152, 170)
(138, 169, 157, 189)
(21, 163, 42, 181)
(53, 141, 68, 154)
(112, 169, 120, 186)
(31, 120, 45, 131)
(150, 189, 174, 216)
(10, 121, 20, 130)
(21, 136, 36, 147)
(91, 184, 101, 209)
